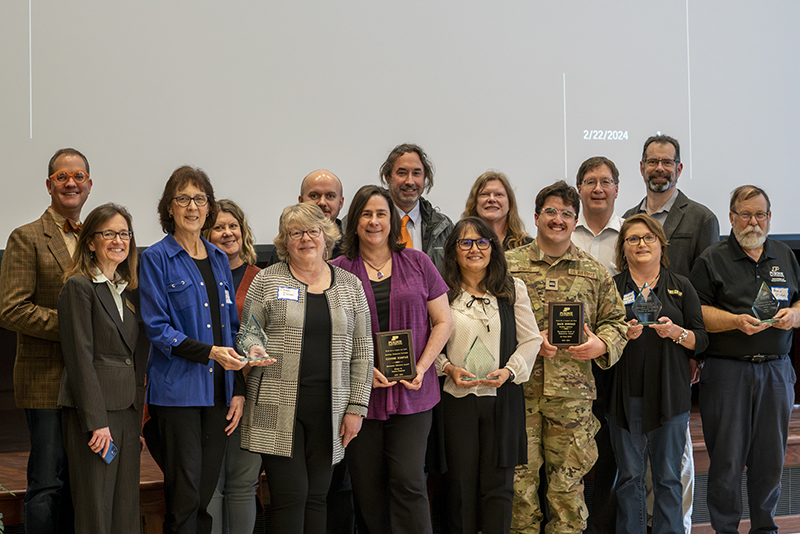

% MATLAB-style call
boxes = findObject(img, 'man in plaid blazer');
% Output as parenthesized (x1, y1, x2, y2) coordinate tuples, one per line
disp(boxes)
(0, 148, 92, 534)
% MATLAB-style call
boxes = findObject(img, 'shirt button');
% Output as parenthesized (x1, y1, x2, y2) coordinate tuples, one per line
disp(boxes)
(204, 303, 208, 307)
(125, 359, 132, 366)
(207, 324, 211, 328)
(200, 282, 204, 286)
(209, 368, 213, 373)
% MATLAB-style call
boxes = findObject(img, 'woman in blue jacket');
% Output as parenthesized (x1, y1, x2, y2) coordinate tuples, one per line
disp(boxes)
(140, 166, 269, 534)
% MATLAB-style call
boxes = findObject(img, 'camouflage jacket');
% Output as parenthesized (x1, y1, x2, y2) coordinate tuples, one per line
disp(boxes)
(506, 240, 627, 399)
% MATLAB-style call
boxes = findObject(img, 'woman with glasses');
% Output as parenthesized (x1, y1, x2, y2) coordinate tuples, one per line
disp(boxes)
(330, 185, 453, 534)
(237, 202, 372, 533)
(609, 213, 707, 534)
(462, 171, 532, 251)
(436, 217, 541, 534)
(140, 166, 262, 534)
(57, 203, 145, 533)
(203, 199, 263, 534)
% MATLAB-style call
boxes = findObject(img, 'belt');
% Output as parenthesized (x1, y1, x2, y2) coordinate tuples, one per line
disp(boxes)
(713, 354, 783, 363)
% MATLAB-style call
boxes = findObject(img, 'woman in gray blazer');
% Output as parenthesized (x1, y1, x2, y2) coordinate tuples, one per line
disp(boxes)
(58, 203, 145, 534)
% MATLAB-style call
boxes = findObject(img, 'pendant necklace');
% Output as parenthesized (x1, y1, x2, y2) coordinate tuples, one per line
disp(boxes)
(363, 256, 391, 279)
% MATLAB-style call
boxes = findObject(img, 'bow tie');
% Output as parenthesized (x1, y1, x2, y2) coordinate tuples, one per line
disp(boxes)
(64, 220, 82, 234)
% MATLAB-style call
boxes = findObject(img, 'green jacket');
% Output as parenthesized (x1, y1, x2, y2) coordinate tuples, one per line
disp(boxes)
(505, 240, 627, 399)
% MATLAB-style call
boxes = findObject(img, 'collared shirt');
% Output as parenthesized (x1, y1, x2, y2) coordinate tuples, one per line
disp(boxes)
(572, 213, 624, 275)
(47, 206, 79, 257)
(435, 278, 541, 399)
(92, 268, 128, 321)
(395, 202, 422, 250)
(635, 189, 679, 226)
(690, 232, 800, 358)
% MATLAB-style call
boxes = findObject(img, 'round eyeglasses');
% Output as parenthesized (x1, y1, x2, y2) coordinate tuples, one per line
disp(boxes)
(50, 170, 89, 184)
(288, 228, 322, 241)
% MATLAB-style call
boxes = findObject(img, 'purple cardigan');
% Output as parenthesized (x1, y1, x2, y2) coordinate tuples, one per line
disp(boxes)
(331, 248, 448, 420)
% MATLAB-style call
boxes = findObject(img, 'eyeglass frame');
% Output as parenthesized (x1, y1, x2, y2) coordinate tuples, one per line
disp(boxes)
(643, 158, 679, 169)
(173, 195, 210, 208)
(540, 207, 577, 220)
(288, 228, 322, 241)
(94, 230, 133, 241)
(731, 210, 769, 222)
(580, 178, 617, 189)
(49, 169, 89, 184)
(624, 233, 658, 246)
(456, 238, 492, 251)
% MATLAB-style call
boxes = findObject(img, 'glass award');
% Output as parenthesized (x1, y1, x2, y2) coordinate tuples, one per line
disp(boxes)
(632, 283, 663, 325)
(751, 282, 780, 324)
(236, 314, 271, 361)
(460, 336, 498, 381)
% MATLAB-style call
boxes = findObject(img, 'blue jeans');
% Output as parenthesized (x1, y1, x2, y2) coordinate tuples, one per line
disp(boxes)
(24, 408, 74, 534)
(608, 398, 687, 534)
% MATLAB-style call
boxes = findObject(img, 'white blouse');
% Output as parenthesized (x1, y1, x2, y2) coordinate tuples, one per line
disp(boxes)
(436, 277, 541, 398)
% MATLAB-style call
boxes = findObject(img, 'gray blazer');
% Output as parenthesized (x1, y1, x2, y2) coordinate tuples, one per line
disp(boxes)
(57, 275, 145, 432)
(623, 189, 720, 278)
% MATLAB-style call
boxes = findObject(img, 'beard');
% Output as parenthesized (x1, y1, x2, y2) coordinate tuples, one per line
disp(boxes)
(734, 222, 769, 250)
(646, 170, 676, 193)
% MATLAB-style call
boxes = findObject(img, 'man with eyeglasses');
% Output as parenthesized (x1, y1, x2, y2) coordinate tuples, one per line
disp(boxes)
(0, 148, 93, 533)
(690, 185, 800, 534)
(571, 156, 625, 534)
(506, 181, 627, 534)
(623, 134, 719, 279)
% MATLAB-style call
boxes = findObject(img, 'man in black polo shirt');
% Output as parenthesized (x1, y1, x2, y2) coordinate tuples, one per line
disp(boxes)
(690, 185, 800, 534)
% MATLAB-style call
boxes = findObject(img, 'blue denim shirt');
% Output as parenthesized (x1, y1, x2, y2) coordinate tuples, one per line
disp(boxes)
(140, 233, 240, 406)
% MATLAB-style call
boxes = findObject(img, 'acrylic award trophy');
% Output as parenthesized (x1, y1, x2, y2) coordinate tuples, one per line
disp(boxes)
(751, 282, 780, 324)
(236, 314, 271, 361)
(632, 283, 663, 325)
(460, 336, 499, 381)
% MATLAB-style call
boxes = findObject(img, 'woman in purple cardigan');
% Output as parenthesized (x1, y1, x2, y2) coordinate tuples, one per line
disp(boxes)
(330, 185, 453, 534)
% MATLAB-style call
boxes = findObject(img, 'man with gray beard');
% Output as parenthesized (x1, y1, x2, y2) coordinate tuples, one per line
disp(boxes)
(690, 185, 800, 534)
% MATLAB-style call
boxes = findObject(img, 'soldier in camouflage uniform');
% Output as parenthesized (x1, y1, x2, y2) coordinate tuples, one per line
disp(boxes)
(505, 181, 627, 534)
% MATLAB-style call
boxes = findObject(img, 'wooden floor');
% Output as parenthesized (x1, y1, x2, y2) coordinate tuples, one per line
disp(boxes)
(3, 407, 800, 532)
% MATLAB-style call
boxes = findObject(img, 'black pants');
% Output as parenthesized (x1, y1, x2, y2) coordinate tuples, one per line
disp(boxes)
(347, 409, 433, 534)
(443, 393, 514, 534)
(262, 391, 334, 534)
(150, 403, 228, 534)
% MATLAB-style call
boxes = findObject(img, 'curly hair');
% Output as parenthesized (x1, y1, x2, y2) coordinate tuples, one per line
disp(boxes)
(273, 203, 340, 263)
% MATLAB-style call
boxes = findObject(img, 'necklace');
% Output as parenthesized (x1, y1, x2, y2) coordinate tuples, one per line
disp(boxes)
(363, 256, 391, 279)
(634, 272, 660, 293)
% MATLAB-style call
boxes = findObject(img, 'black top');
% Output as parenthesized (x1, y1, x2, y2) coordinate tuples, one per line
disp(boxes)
(690, 233, 800, 357)
(612, 268, 708, 434)
(370, 276, 392, 332)
(299, 292, 332, 393)
(231, 262, 247, 294)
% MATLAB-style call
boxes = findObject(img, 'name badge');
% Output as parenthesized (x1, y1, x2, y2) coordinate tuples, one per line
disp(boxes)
(277, 287, 300, 301)
(771, 287, 789, 301)
(623, 291, 635, 306)
(225, 290, 233, 305)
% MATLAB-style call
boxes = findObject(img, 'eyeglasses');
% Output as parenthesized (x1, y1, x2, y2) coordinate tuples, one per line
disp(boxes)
(624, 233, 658, 246)
(288, 228, 322, 241)
(457, 238, 491, 251)
(732, 211, 769, 222)
(173, 195, 209, 207)
(50, 170, 89, 184)
(581, 178, 616, 188)
(643, 158, 678, 168)
(94, 230, 133, 241)
(541, 207, 577, 220)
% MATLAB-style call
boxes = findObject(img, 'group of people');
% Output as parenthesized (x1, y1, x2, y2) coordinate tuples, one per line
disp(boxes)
(0, 137, 797, 534)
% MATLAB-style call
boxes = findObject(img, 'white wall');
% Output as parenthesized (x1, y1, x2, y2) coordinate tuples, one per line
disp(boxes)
(1, 0, 798, 246)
